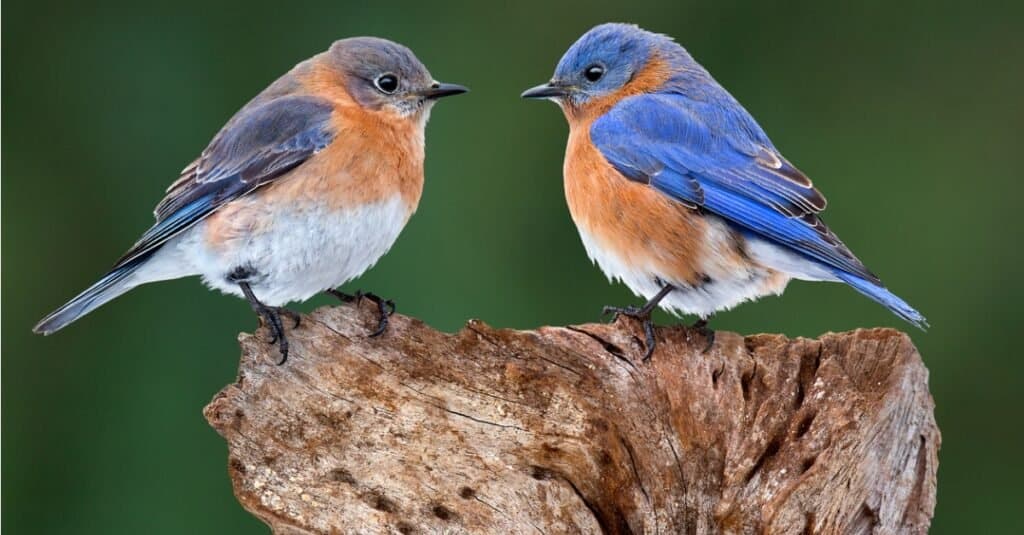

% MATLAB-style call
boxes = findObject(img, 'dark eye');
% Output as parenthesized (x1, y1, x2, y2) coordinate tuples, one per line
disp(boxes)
(374, 74, 398, 94)
(584, 64, 605, 82)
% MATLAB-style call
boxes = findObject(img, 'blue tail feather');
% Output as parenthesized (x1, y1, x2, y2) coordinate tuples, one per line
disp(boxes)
(834, 271, 928, 330)
(33, 259, 144, 335)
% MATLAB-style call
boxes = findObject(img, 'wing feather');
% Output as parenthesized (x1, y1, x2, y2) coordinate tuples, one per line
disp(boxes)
(117, 95, 335, 267)
(591, 93, 877, 283)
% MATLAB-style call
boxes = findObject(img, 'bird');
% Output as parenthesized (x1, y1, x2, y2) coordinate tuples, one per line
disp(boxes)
(33, 37, 467, 362)
(522, 23, 926, 359)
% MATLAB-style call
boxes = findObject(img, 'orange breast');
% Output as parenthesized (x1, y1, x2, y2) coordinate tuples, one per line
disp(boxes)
(564, 120, 726, 287)
(265, 105, 425, 210)
(203, 104, 425, 250)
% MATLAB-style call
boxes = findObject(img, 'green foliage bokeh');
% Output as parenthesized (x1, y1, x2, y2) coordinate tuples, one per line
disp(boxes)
(3, 1, 1022, 532)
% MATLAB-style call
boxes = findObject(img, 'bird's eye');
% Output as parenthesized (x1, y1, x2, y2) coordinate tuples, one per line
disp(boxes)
(584, 64, 605, 82)
(374, 74, 399, 94)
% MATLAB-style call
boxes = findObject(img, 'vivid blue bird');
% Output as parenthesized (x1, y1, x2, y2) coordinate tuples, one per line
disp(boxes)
(522, 23, 926, 359)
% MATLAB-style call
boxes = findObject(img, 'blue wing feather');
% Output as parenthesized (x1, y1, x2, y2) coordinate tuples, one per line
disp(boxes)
(591, 93, 876, 283)
(591, 91, 926, 328)
(113, 95, 335, 268)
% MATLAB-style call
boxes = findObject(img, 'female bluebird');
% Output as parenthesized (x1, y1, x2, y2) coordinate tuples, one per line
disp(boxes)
(523, 23, 926, 359)
(34, 37, 467, 362)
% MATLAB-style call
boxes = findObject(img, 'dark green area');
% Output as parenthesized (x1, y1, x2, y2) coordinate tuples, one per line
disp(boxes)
(4, 1, 1021, 532)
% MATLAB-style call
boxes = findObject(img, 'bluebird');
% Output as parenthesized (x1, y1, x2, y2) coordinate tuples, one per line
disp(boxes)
(33, 37, 467, 362)
(522, 23, 926, 359)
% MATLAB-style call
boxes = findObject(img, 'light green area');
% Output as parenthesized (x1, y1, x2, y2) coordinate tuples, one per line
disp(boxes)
(4, 1, 1022, 532)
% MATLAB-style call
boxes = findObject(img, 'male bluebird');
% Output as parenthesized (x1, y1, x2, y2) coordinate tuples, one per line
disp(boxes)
(33, 37, 467, 362)
(523, 23, 926, 359)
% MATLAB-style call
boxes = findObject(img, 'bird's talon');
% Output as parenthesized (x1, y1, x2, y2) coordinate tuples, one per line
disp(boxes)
(239, 282, 293, 365)
(278, 307, 301, 328)
(275, 339, 289, 365)
(602, 304, 658, 360)
(641, 318, 657, 362)
(690, 318, 715, 353)
(362, 292, 393, 337)
(602, 305, 642, 323)
(328, 289, 394, 337)
(326, 289, 363, 304)
(368, 316, 389, 338)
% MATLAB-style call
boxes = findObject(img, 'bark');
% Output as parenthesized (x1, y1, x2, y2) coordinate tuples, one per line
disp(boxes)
(204, 302, 939, 534)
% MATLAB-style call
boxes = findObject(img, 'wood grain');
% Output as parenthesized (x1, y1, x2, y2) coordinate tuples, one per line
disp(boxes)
(205, 303, 938, 534)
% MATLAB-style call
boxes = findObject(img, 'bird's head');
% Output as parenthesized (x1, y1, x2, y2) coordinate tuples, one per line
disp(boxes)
(323, 37, 467, 120)
(522, 23, 692, 117)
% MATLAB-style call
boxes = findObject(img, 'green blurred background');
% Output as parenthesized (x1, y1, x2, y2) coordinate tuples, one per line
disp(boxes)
(4, 0, 1022, 532)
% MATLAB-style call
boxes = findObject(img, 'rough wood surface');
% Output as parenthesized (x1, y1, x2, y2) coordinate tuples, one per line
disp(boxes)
(204, 303, 939, 534)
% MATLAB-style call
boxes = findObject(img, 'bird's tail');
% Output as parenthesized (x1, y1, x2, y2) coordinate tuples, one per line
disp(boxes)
(834, 271, 928, 330)
(33, 259, 146, 335)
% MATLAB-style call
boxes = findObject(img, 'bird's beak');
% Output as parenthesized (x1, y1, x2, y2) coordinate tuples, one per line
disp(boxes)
(521, 81, 571, 99)
(419, 82, 469, 100)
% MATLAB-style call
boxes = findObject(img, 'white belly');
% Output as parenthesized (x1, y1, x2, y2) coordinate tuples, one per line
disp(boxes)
(575, 220, 810, 319)
(157, 195, 411, 306)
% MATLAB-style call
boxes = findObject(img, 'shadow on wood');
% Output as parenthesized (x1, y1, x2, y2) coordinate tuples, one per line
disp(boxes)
(204, 302, 938, 534)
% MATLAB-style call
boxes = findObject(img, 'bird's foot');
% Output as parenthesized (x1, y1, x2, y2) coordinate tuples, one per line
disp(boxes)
(278, 307, 301, 329)
(602, 304, 657, 362)
(238, 281, 296, 365)
(326, 288, 359, 303)
(254, 305, 298, 365)
(602, 304, 645, 323)
(326, 289, 396, 337)
(689, 318, 715, 353)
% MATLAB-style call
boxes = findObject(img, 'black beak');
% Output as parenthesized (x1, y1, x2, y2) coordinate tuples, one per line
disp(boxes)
(521, 82, 570, 99)
(420, 82, 469, 100)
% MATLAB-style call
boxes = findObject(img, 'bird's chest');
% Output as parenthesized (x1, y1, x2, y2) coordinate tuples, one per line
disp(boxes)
(194, 136, 422, 304)
(563, 129, 711, 285)
(561, 128, 788, 317)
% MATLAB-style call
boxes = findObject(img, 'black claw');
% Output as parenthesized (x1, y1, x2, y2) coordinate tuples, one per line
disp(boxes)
(264, 308, 294, 364)
(691, 318, 715, 353)
(368, 314, 389, 338)
(602, 305, 643, 323)
(239, 282, 294, 365)
(361, 293, 393, 337)
(603, 305, 659, 361)
(326, 288, 357, 303)
(325, 288, 395, 338)
(274, 328, 290, 365)
(602, 284, 675, 362)
(641, 318, 657, 362)
(278, 308, 301, 328)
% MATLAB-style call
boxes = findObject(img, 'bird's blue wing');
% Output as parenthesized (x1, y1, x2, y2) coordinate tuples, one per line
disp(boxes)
(590, 93, 878, 283)
(113, 95, 335, 267)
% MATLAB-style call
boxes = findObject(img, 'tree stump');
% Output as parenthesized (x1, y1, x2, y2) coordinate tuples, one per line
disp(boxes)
(204, 303, 938, 534)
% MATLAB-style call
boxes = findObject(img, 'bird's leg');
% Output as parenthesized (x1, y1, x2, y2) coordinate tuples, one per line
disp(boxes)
(325, 289, 396, 337)
(238, 282, 294, 365)
(602, 284, 675, 361)
(326, 288, 360, 303)
(690, 316, 716, 353)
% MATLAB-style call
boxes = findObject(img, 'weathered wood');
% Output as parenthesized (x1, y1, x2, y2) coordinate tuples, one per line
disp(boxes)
(205, 302, 938, 534)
